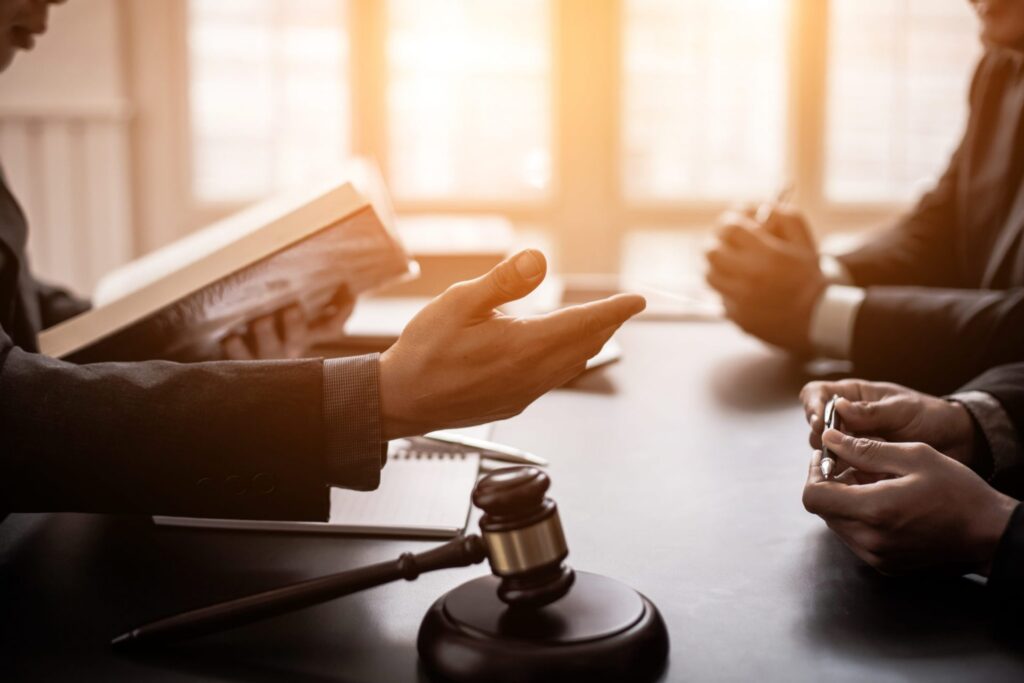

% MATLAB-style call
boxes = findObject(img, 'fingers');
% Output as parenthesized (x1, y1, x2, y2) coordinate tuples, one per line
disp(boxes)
(705, 269, 754, 301)
(222, 334, 252, 360)
(772, 208, 815, 250)
(802, 449, 876, 519)
(447, 249, 547, 312)
(536, 293, 647, 344)
(834, 396, 914, 435)
(821, 429, 926, 477)
(278, 306, 303, 356)
(800, 381, 834, 425)
(250, 315, 284, 359)
(705, 244, 765, 280)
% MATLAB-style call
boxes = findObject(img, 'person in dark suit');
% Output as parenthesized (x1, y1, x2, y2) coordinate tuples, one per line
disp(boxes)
(0, 0, 646, 519)
(705, 0, 1024, 395)
(799, 368, 1024, 610)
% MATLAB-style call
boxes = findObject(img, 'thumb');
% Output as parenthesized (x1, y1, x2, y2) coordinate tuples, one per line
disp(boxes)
(456, 249, 547, 311)
(822, 429, 917, 477)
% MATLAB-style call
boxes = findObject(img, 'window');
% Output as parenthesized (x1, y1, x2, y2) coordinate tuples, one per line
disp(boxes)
(177, 0, 983, 275)
(387, 0, 551, 200)
(188, 0, 350, 202)
(825, 0, 979, 203)
(623, 0, 788, 200)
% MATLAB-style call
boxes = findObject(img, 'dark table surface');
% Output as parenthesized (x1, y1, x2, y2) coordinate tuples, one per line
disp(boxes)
(3, 320, 1023, 682)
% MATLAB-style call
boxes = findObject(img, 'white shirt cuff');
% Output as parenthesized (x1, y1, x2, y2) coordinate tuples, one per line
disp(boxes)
(819, 255, 855, 285)
(809, 284, 866, 359)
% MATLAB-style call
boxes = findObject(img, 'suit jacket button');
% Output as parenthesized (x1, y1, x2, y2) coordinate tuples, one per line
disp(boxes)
(225, 475, 247, 495)
(252, 473, 276, 495)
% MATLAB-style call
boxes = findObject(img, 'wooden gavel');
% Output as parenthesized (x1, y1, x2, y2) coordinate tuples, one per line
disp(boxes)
(111, 466, 572, 649)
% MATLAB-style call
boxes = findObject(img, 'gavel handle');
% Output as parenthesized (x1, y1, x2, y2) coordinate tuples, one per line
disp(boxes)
(111, 534, 487, 650)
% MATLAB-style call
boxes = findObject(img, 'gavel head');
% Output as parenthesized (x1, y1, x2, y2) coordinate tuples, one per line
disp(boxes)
(472, 466, 575, 608)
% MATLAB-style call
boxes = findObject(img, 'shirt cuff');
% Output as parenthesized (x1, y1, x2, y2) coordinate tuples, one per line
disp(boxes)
(819, 255, 855, 285)
(949, 391, 1024, 481)
(322, 354, 388, 491)
(808, 284, 866, 359)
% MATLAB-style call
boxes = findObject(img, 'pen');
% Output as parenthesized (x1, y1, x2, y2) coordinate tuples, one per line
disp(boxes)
(754, 183, 794, 230)
(820, 394, 839, 480)
(420, 431, 549, 467)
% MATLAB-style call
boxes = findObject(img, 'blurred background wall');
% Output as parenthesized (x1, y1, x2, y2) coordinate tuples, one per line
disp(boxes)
(0, 0, 980, 296)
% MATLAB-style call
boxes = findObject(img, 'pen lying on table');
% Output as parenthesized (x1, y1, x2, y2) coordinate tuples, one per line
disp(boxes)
(417, 432, 549, 467)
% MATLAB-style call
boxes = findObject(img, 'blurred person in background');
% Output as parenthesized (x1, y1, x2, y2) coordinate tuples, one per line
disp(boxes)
(705, 0, 1024, 396)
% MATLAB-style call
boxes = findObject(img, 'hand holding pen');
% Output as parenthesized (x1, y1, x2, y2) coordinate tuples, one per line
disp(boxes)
(820, 394, 840, 479)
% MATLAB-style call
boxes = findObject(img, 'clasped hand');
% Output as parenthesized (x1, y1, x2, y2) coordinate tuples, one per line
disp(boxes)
(704, 207, 826, 354)
(800, 379, 1016, 575)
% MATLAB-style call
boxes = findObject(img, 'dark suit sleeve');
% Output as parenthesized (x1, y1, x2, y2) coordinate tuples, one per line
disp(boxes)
(836, 54, 990, 288)
(34, 280, 91, 328)
(959, 363, 1024, 496)
(850, 287, 1024, 394)
(960, 363, 1024, 450)
(0, 329, 330, 520)
(837, 146, 962, 288)
(988, 502, 1024, 616)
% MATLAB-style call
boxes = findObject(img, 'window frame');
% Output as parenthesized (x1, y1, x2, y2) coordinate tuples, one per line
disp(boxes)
(135, 0, 935, 271)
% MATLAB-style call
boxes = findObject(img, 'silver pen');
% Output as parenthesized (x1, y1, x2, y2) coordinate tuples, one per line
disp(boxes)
(420, 431, 549, 467)
(820, 394, 839, 480)
(755, 183, 795, 227)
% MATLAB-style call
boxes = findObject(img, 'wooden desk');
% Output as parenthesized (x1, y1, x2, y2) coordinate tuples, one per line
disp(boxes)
(2, 321, 1022, 681)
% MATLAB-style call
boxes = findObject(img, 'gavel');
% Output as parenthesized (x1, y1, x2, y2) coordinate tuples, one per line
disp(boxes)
(111, 467, 574, 647)
(112, 467, 668, 683)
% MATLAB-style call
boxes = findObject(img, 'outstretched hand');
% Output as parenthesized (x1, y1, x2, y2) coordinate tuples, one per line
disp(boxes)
(378, 249, 646, 439)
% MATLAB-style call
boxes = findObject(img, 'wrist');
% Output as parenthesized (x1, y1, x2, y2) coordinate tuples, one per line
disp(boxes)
(944, 399, 981, 468)
(795, 273, 828, 355)
(378, 350, 421, 440)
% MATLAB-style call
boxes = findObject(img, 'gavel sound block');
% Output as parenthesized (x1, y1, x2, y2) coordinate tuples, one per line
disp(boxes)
(111, 467, 668, 682)
(418, 467, 669, 683)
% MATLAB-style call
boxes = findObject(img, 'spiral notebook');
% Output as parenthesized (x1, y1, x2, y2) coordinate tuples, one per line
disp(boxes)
(152, 438, 482, 539)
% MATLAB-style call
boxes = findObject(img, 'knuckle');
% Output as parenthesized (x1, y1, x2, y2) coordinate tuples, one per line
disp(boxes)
(578, 310, 601, 337)
(443, 280, 473, 301)
(861, 530, 886, 554)
(861, 501, 888, 528)
(853, 437, 877, 457)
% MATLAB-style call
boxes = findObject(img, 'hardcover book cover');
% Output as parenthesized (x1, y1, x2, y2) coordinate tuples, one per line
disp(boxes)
(39, 180, 414, 363)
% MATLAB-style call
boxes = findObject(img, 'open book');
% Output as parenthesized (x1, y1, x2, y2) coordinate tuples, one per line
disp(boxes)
(38, 178, 414, 363)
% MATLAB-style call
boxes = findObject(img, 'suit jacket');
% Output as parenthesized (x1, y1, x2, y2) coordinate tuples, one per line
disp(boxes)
(0, 169, 329, 520)
(839, 48, 1024, 395)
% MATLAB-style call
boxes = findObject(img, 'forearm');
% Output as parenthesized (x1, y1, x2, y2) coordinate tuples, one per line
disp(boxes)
(0, 346, 330, 519)
(850, 287, 1024, 394)
(322, 354, 388, 491)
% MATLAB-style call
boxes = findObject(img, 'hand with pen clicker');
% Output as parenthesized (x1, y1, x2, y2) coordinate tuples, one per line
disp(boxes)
(703, 186, 828, 355)
(799, 379, 1019, 576)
